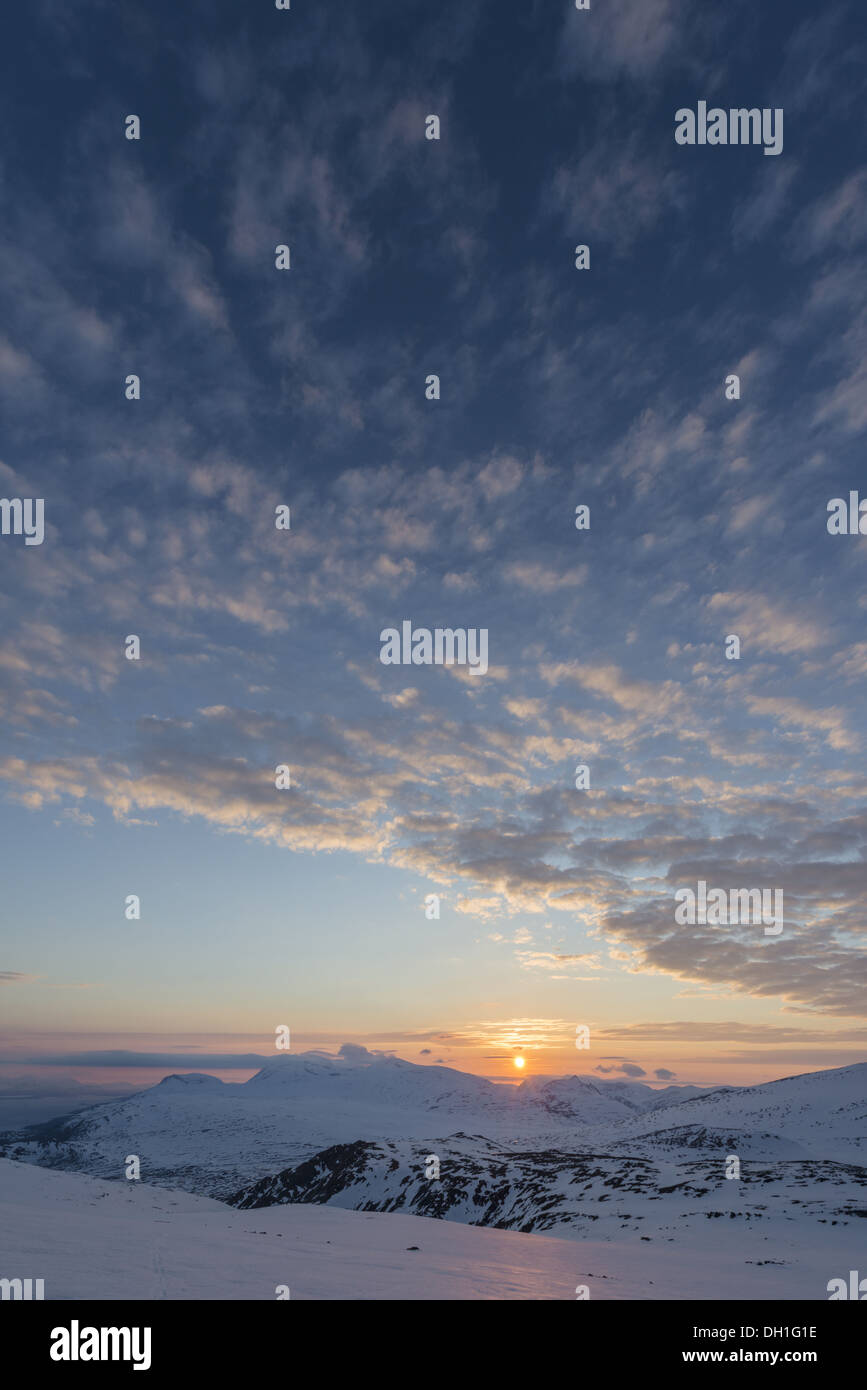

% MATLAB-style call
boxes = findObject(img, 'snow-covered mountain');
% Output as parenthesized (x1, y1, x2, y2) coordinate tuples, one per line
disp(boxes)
(515, 1075, 648, 1123)
(0, 1045, 714, 1195)
(602, 1062, 867, 1162)
(517, 1074, 718, 1118)
(2, 1049, 864, 1200)
(228, 1132, 867, 1243)
(0, 1048, 525, 1195)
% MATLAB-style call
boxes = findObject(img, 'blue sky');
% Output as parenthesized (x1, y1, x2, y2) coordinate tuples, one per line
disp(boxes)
(2, 0, 867, 1121)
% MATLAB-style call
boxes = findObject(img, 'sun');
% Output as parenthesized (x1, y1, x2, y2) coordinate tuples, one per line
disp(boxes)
(513, 1056, 525, 1070)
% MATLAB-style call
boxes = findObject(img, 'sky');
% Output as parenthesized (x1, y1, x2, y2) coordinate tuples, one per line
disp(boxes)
(2, 0, 867, 1128)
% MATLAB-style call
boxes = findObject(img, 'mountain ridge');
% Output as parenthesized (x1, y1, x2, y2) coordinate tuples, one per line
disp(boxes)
(1, 1051, 863, 1197)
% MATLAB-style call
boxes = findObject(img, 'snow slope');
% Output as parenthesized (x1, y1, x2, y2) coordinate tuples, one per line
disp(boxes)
(0, 1158, 853, 1301)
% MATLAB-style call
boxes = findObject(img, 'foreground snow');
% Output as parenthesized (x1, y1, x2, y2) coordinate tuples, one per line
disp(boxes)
(1, 1159, 856, 1300)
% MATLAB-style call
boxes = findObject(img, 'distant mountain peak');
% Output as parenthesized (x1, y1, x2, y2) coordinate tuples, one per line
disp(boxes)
(155, 1073, 227, 1091)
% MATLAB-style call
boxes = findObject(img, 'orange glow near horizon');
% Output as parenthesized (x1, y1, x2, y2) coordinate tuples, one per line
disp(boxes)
(0, 1029, 860, 1092)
